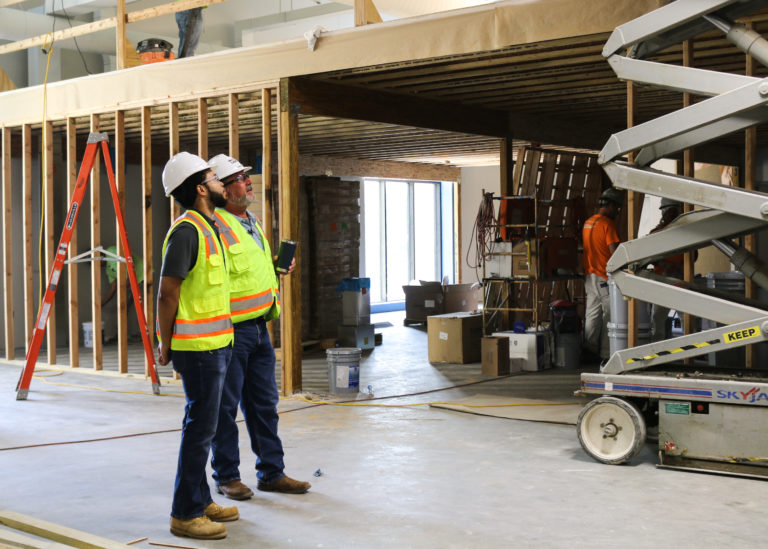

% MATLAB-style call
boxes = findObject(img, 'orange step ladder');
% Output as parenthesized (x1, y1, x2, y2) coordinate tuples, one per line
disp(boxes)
(15, 132, 160, 400)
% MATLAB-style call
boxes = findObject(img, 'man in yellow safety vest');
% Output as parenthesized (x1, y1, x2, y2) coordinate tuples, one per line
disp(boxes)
(157, 151, 237, 540)
(207, 154, 310, 501)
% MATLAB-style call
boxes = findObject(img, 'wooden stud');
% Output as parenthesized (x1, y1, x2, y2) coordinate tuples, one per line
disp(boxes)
(167, 102, 180, 380)
(278, 78, 301, 395)
(117, 0, 128, 70)
(1, 126, 13, 360)
(500, 137, 514, 197)
(626, 80, 639, 348)
(22, 124, 33, 349)
(44, 120, 55, 364)
(354, 0, 382, 26)
(115, 0, 144, 71)
(142, 106, 155, 374)
(262, 88, 275, 345)
(682, 39, 695, 342)
(66, 118, 79, 368)
(197, 98, 208, 160)
(115, 110, 128, 373)
(745, 24, 756, 368)
(169, 101, 181, 222)
(228, 93, 239, 159)
(90, 114, 103, 370)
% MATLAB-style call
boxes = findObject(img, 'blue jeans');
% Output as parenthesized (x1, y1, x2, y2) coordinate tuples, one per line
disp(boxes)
(211, 317, 285, 484)
(175, 8, 203, 58)
(170, 346, 231, 520)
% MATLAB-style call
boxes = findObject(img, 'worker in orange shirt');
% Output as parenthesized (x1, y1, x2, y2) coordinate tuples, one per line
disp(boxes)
(649, 198, 684, 341)
(582, 188, 623, 360)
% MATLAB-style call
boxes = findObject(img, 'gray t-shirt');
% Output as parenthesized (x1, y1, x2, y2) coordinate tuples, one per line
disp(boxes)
(160, 210, 222, 279)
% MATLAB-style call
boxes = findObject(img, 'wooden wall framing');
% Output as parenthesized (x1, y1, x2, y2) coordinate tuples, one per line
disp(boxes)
(0, 83, 312, 395)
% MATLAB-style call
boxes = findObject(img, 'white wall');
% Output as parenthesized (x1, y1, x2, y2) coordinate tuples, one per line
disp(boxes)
(458, 165, 499, 284)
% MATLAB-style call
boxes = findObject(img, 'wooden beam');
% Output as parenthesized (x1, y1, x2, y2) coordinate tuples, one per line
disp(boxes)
(682, 39, 695, 342)
(115, 110, 128, 373)
(299, 154, 460, 181)
(500, 137, 514, 196)
(745, 23, 756, 368)
(44, 120, 55, 365)
(288, 77, 509, 138)
(90, 115, 103, 370)
(198, 98, 208, 160)
(117, 0, 128, 70)
(262, 88, 275, 346)
(22, 124, 33, 349)
(278, 78, 302, 395)
(168, 102, 182, 222)
(228, 93, 239, 159)
(1, 126, 12, 360)
(354, 0, 382, 26)
(66, 118, 79, 368)
(116, 0, 143, 71)
(141, 106, 154, 373)
(626, 80, 639, 348)
(0, 0, 228, 56)
(0, 509, 128, 549)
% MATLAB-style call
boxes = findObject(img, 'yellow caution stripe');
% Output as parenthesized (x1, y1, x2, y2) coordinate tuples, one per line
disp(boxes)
(625, 339, 720, 364)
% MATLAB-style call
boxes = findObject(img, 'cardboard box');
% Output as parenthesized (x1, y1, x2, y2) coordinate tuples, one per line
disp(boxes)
(492, 329, 552, 371)
(443, 283, 480, 313)
(481, 336, 510, 375)
(512, 240, 537, 278)
(403, 282, 444, 321)
(338, 324, 375, 350)
(427, 312, 483, 364)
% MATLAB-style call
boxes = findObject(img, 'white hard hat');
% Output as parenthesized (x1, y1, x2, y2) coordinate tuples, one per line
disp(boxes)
(208, 154, 252, 181)
(162, 152, 210, 197)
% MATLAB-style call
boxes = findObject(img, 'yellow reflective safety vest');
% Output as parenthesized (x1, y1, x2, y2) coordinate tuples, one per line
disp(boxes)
(213, 208, 281, 323)
(161, 210, 233, 351)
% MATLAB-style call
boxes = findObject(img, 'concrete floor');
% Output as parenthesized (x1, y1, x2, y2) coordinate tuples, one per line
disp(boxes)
(2, 311, 768, 548)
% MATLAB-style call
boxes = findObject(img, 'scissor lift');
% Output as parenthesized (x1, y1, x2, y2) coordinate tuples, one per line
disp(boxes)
(576, 0, 768, 478)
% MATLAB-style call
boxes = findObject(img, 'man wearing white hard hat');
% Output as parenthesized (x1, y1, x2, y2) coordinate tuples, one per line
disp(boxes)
(207, 153, 309, 501)
(156, 151, 238, 540)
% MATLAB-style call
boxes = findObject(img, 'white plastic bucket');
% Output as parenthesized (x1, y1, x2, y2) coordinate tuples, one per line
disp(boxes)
(326, 347, 361, 394)
(82, 322, 94, 348)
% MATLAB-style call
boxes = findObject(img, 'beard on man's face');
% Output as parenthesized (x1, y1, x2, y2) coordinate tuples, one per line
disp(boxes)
(207, 185, 228, 208)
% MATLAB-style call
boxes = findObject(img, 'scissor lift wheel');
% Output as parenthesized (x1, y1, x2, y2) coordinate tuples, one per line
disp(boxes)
(577, 396, 646, 465)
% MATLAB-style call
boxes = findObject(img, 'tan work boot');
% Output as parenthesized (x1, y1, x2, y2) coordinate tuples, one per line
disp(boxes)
(205, 501, 239, 522)
(170, 515, 227, 540)
(257, 475, 311, 494)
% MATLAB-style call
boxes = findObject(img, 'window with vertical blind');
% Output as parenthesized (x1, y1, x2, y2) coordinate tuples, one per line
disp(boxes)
(361, 178, 454, 305)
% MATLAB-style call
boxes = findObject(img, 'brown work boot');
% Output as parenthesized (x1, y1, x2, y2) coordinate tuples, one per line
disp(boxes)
(170, 516, 227, 540)
(216, 479, 254, 500)
(204, 501, 239, 522)
(257, 475, 311, 494)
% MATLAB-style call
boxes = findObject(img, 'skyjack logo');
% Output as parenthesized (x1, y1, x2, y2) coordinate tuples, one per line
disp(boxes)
(717, 387, 768, 403)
